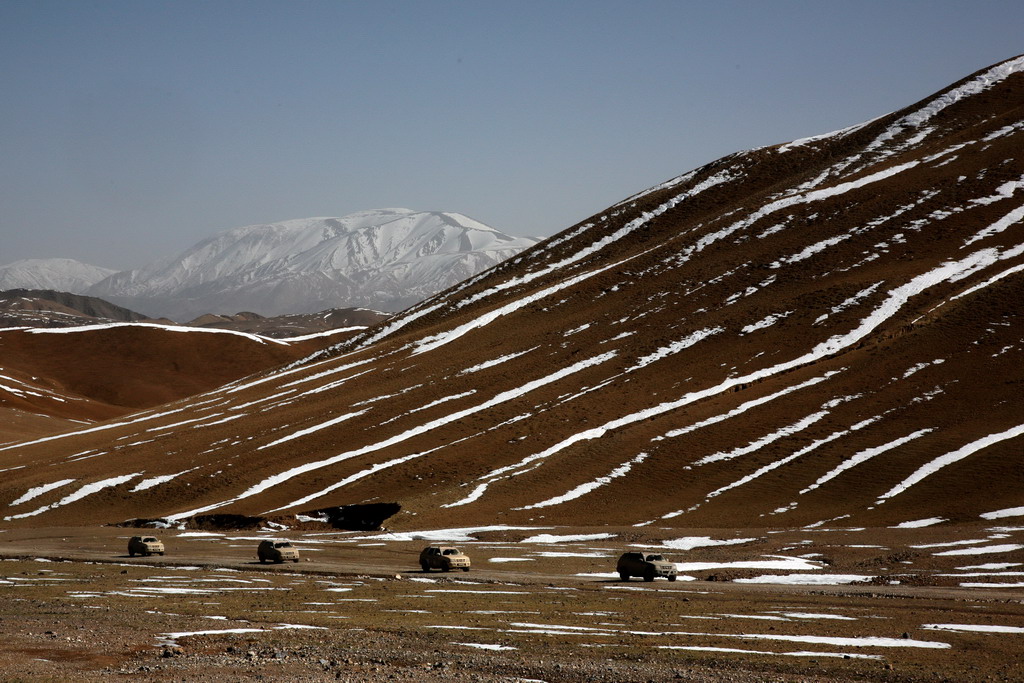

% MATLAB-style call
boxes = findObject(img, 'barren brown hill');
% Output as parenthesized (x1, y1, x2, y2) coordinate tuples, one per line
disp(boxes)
(1, 56, 1022, 535)
(0, 288, 151, 328)
(0, 324, 318, 443)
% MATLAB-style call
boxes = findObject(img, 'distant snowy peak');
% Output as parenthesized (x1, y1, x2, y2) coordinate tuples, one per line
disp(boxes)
(88, 209, 538, 319)
(0, 258, 117, 293)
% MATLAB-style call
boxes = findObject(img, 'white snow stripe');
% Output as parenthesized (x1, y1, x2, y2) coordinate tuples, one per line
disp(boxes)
(257, 410, 367, 451)
(4, 473, 142, 520)
(877, 425, 1024, 503)
(694, 411, 829, 467)
(9, 479, 76, 507)
(800, 429, 933, 495)
(515, 452, 648, 510)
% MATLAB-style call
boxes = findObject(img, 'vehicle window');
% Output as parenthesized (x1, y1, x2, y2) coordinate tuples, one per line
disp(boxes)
(443, 549, 458, 555)
(143, 538, 156, 543)
(275, 542, 291, 548)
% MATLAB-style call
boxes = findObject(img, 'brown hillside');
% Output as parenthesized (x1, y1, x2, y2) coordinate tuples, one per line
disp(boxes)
(1, 56, 1022, 534)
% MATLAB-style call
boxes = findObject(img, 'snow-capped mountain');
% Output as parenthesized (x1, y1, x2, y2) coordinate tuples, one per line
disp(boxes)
(87, 209, 539, 320)
(0, 258, 116, 293)
(2, 55, 1024, 533)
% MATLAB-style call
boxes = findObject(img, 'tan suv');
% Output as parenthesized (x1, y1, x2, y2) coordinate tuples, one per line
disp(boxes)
(617, 551, 677, 581)
(258, 539, 300, 563)
(128, 536, 165, 557)
(419, 545, 471, 572)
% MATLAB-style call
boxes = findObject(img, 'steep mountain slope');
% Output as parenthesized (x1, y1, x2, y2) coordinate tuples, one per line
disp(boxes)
(1, 56, 1022, 531)
(0, 259, 116, 293)
(87, 209, 539, 320)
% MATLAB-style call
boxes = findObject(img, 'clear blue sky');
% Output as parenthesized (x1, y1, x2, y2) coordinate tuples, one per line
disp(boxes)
(2, 0, 1022, 270)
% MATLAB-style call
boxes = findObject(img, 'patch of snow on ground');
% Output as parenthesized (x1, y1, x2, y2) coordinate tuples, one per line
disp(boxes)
(981, 506, 1024, 520)
(933, 544, 1024, 556)
(488, 558, 533, 563)
(923, 624, 1024, 634)
(734, 574, 873, 585)
(673, 557, 824, 572)
(659, 537, 757, 551)
(521, 533, 615, 544)
(354, 526, 547, 543)
(455, 642, 517, 651)
(660, 645, 882, 659)
(892, 517, 947, 529)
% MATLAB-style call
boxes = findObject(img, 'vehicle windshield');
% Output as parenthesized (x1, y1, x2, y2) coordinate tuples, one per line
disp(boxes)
(646, 554, 663, 561)
(442, 548, 460, 555)
(274, 542, 292, 548)
(143, 538, 157, 543)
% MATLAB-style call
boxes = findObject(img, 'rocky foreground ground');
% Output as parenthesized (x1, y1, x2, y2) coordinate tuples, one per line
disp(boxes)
(0, 524, 1022, 682)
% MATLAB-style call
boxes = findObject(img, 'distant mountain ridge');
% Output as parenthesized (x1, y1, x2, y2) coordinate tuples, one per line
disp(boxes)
(0, 258, 116, 293)
(0, 289, 151, 328)
(86, 209, 539, 320)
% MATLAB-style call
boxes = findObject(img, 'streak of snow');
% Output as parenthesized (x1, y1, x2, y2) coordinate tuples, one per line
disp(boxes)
(25, 322, 289, 346)
(660, 645, 881, 659)
(981, 506, 1024, 520)
(515, 453, 648, 510)
(891, 517, 947, 529)
(876, 425, 1024, 503)
(521, 533, 615, 544)
(800, 429, 932, 495)
(694, 411, 830, 467)
(8, 479, 76, 506)
(923, 624, 1024, 634)
(627, 327, 723, 370)
(257, 410, 367, 451)
(131, 469, 196, 493)
(0, 407, 187, 453)
(933, 544, 1024, 557)
(459, 348, 537, 375)
(734, 574, 873, 585)
(741, 312, 791, 334)
(4, 473, 142, 520)
(659, 537, 756, 551)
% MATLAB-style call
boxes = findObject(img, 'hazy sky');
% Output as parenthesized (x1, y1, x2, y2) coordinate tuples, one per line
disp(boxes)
(2, 1, 1022, 270)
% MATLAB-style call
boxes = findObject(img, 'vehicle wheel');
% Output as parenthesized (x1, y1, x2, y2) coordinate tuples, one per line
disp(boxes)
(420, 562, 430, 572)
(144, 551, 151, 557)
(643, 571, 655, 582)
(159, 552, 165, 556)
(668, 574, 677, 582)
(259, 556, 267, 563)
(129, 551, 135, 557)
(462, 567, 470, 572)
(293, 559, 299, 563)
(618, 572, 629, 581)
(442, 564, 451, 572)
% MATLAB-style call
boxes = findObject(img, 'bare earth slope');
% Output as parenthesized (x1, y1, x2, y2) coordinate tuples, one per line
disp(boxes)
(0, 324, 313, 443)
(1, 56, 1022, 534)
